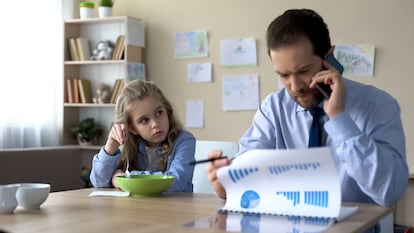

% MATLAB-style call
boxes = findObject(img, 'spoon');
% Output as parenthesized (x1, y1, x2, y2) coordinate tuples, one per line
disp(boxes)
(124, 144, 131, 178)
(125, 156, 131, 178)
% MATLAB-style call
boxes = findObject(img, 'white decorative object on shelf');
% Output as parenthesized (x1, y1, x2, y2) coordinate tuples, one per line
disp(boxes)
(90, 41, 113, 60)
(99, 0, 113, 18)
(79, 2, 94, 19)
(99, 6, 112, 18)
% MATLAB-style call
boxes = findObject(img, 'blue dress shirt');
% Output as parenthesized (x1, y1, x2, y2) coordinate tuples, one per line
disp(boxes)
(90, 130, 196, 192)
(238, 78, 408, 206)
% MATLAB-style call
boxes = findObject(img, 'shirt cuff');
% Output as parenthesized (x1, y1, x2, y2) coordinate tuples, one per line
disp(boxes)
(324, 112, 361, 144)
(98, 147, 121, 162)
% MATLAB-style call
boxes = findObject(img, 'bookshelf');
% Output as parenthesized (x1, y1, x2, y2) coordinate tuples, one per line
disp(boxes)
(62, 16, 145, 148)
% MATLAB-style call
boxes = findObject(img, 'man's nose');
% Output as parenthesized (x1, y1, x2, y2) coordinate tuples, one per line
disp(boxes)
(290, 77, 305, 92)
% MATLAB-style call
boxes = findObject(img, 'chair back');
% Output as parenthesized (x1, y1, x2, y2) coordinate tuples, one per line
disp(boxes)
(193, 140, 239, 193)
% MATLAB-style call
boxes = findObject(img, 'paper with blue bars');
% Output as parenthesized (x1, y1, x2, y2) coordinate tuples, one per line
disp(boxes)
(217, 147, 344, 218)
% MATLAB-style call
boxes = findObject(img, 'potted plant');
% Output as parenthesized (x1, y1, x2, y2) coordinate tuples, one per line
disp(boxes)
(79, 2, 95, 19)
(99, 0, 113, 18)
(71, 118, 103, 146)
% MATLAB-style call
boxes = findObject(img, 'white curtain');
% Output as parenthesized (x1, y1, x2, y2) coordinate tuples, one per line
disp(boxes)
(0, 0, 73, 148)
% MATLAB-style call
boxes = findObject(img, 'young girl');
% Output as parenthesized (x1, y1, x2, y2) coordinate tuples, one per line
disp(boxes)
(90, 80, 196, 192)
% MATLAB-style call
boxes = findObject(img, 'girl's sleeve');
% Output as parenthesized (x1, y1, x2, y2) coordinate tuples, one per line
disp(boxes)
(164, 131, 196, 192)
(90, 147, 121, 188)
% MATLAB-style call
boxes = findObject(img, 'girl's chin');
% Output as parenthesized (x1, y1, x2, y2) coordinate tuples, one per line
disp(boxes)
(152, 134, 167, 142)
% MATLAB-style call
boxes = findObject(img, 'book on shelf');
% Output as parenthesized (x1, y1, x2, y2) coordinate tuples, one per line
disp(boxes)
(115, 79, 126, 103)
(68, 38, 80, 61)
(76, 37, 91, 61)
(120, 48, 125, 60)
(78, 79, 93, 103)
(112, 35, 125, 60)
(73, 78, 81, 103)
(217, 147, 359, 230)
(110, 79, 126, 104)
(111, 35, 121, 60)
(118, 44, 125, 60)
(109, 79, 120, 104)
(66, 78, 92, 104)
(66, 78, 75, 103)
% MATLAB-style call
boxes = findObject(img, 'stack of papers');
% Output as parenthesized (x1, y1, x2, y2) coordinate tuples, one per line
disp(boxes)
(217, 147, 358, 222)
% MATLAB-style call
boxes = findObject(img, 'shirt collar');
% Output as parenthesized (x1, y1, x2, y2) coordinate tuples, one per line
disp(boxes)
(294, 101, 324, 113)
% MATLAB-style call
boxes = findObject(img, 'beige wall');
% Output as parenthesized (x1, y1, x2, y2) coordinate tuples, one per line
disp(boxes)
(112, 0, 414, 169)
(78, 0, 414, 226)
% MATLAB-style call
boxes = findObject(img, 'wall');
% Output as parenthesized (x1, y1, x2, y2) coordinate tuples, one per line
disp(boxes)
(77, 0, 414, 226)
(113, 0, 413, 169)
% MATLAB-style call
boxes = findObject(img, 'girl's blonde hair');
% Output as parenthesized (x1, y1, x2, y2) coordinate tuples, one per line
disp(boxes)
(115, 80, 182, 171)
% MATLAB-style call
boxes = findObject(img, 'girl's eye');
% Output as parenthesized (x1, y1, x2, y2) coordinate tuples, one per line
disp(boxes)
(156, 110, 164, 117)
(139, 118, 149, 124)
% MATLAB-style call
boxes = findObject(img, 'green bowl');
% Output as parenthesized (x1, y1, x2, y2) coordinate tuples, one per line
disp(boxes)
(116, 174, 174, 196)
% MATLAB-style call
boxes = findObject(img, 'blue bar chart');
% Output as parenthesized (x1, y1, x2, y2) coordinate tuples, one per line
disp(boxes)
(217, 148, 342, 218)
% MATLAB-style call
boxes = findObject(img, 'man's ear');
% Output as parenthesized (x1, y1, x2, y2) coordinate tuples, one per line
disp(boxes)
(325, 46, 335, 59)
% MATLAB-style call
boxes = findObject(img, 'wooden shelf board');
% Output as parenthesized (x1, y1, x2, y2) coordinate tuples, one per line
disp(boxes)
(64, 103, 115, 107)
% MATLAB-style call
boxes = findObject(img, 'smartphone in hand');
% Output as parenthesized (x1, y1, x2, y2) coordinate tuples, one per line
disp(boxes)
(316, 54, 344, 99)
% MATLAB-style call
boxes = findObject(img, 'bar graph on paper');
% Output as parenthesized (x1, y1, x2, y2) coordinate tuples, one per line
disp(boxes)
(276, 191, 329, 208)
(269, 162, 321, 175)
(227, 162, 321, 183)
(227, 167, 259, 183)
(217, 148, 342, 218)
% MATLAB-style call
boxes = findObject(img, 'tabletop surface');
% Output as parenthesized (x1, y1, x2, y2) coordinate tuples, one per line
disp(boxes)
(0, 188, 392, 233)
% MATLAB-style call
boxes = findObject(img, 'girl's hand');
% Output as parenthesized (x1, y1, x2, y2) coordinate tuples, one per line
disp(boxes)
(206, 150, 232, 199)
(104, 123, 127, 155)
(111, 169, 125, 188)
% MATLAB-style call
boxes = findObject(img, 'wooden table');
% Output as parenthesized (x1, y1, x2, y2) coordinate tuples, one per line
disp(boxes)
(0, 188, 392, 233)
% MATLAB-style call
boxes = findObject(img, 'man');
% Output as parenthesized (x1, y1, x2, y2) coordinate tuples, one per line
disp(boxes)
(207, 9, 408, 209)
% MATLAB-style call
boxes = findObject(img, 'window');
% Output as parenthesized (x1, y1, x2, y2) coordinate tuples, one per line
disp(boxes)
(0, 0, 67, 148)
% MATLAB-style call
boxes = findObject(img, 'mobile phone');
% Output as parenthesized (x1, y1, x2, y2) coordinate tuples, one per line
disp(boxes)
(316, 54, 344, 99)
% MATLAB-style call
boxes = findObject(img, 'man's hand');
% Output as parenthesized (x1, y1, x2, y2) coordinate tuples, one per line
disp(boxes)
(310, 59, 346, 119)
(206, 150, 232, 199)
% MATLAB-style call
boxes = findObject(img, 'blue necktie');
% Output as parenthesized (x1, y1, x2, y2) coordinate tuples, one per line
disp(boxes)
(308, 107, 324, 147)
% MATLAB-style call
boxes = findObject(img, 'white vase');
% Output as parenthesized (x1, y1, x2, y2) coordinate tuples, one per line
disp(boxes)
(77, 134, 93, 146)
(99, 6, 112, 18)
(79, 2, 95, 19)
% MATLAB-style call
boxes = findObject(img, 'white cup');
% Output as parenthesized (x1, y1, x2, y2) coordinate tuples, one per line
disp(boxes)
(0, 184, 19, 214)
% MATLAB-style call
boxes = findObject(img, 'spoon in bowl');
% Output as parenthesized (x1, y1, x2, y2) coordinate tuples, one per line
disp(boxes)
(124, 144, 131, 178)
(125, 156, 131, 178)
(123, 141, 131, 178)
(122, 129, 131, 178)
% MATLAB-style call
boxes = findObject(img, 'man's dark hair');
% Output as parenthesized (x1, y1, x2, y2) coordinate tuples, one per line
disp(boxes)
(266, 9, 331, 59)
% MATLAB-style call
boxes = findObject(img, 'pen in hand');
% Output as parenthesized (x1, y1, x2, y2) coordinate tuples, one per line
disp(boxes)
(189, 156, 228, 165)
